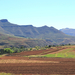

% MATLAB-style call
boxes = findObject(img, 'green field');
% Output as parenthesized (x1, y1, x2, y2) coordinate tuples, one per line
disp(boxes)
(44, 47, 75, 58)
(25, 46, 75, 58)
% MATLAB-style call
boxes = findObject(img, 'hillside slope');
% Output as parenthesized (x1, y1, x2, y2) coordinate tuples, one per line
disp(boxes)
(0, 33, 53, 48)
(0, 19, 75, 44)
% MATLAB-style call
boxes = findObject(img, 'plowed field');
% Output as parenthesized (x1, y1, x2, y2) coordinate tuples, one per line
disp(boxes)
(0, 56, 75, 75)
(0, 63, 75, 75)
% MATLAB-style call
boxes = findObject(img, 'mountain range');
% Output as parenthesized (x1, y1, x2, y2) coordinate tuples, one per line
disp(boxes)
(0, 19, 63, 39)
(60, 28, 75, 36)
(0, 19, 75, 48)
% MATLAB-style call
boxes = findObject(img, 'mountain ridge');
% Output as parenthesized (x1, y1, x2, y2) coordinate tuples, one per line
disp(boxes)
(0, 19, 75, 45)
(0, 19, 62, 38)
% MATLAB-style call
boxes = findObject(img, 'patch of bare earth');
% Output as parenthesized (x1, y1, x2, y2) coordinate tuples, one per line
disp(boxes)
(0, 59, 59, 63)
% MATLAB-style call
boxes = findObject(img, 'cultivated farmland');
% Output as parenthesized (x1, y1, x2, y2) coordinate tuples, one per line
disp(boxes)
(0, 45, 75, 75)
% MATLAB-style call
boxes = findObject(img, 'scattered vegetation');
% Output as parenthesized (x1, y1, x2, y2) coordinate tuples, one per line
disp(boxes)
(0, 72, 15, 75)
(0, 43, 75, 58)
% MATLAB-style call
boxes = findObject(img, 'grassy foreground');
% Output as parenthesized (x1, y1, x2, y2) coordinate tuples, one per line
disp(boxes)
(0, 72, 15, 75)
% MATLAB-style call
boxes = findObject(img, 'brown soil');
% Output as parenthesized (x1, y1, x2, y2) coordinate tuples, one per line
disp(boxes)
(1, 56, 75, 62)
(0, 59, 59, 63)
(0, 63, 75, 75)
(0, 56, 75, 74)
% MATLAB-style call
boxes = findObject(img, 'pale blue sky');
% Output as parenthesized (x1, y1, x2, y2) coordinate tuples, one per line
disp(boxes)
(0, 0, 75, 29)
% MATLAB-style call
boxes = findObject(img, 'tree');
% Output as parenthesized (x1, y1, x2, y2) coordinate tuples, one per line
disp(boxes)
(45, 45, 48, 48)
(4, 48, 14, 53)
(0, 49, 5, 54)
(20, 46, 24, 49)
(68, 43, 71, 45)
(52, 45, 56, 47)
(35, 46, 39, 50)
(13, 48, 20, 53)
(30, 48, 32, 51)
(48, 45, 51, 48)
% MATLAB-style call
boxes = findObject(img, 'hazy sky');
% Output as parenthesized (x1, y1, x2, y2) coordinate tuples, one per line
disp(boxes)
(0, 0, 75, 29)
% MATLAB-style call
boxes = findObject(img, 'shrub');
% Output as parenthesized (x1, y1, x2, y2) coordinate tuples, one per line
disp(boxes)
(30, 48, 32, 51)
(4, 48, 14, 53)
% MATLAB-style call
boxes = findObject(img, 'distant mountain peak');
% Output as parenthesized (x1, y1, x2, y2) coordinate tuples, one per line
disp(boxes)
(42, 25, 49, 28)
(50, 26, 56, 29)
(44, 25, 48, 27)
(0, 19, 8, 22)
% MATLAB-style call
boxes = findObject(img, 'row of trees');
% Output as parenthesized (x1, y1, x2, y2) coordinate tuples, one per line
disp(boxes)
(0, 47, 29, 54)
(0, 43, 72, 54)
(0, 48, 14, 54)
